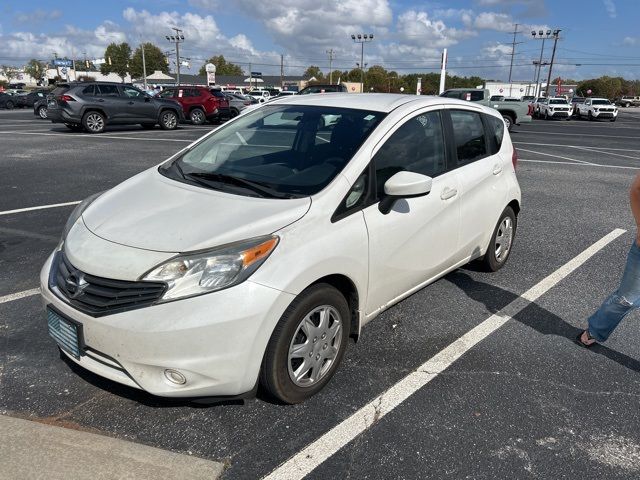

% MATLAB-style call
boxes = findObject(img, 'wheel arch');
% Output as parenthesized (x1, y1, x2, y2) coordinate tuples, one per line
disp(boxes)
(307, 274, 361, 342)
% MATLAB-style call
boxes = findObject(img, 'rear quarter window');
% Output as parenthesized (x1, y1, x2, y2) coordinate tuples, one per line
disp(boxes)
(484, 114, 504, 155)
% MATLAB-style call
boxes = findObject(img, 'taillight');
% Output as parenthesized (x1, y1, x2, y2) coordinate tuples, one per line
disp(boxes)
(59, 94, 75, 102)
(527, 104, 533, 116)
(512, 147, 518, 171)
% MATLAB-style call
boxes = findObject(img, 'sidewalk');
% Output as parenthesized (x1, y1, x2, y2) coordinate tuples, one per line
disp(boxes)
(1, 415, 225, 479)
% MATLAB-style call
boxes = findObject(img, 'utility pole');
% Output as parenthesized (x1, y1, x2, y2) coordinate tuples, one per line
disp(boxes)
(165, 28, 184, 85)
(545, 30, 562, 98)
(249, 62, 252, 90)
(280, 54, 284, 88)
(439, 48, 448, 94)
(326, 49, 335, 84)
(507, 23, 523, 96)
(531, 29, 553, 97)
(351, 34, 374, 93)
(141, 42, 148, 90)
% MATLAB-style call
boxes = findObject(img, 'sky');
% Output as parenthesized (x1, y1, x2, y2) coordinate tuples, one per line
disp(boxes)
(1, 0, 639, 81)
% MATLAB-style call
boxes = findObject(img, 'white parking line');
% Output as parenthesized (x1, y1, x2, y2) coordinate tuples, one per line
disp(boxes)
(513, 141, 640, 153)
(0, 131, 192, 142)
(0, 288, 40, 305)
(0, 201, 80, 217)
(569, 145, 640, 161)
(263, 228, 626, 480)
(517, 147, 595, 165)
(519, 159, 638, 170)
(515, 131, 638, 139)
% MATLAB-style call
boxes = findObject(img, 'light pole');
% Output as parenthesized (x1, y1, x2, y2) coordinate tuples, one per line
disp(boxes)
(165, 28, 184, 85)
(531, 29, 551, 97)
(351, 33, 374, 93)
(544, 29, 562, 98)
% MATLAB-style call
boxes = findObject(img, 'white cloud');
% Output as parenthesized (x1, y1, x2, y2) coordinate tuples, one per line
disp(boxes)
(623, 36, 637, 46)
(603, 0, 617, 18)
(473, 12, 515, 32)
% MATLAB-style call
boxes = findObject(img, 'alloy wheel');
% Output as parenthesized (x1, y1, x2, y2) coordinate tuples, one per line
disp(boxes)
(38, 107, 48, 119)
(86, 113, 104, 132)
(163, 112, 177, 129)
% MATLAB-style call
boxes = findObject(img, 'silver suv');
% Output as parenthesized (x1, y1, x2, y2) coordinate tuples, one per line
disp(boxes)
(46, 82, 184, 133)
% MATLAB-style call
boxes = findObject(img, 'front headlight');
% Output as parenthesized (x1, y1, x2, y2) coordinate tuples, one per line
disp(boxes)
(61, 191, 104, 241)
(143, 236, 279, 301)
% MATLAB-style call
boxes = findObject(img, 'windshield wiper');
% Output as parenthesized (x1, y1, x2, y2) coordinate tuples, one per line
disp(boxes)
(185, 172, 293, 199)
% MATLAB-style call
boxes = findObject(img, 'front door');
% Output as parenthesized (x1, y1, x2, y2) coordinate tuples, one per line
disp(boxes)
(121, 86, 157, 121)
(363, 109, 461, 316)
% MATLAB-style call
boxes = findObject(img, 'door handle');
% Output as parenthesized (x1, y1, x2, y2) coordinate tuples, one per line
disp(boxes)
(97, 99, 105, 102)
(493, 164, 503, 175)
(440, 187, 458, 200)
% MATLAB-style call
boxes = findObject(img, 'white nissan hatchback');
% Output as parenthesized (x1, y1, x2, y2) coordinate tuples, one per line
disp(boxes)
(41, 94, 521, 404)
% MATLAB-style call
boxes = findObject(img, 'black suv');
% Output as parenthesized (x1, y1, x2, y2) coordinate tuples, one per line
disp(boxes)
(47, 82, 184, 133)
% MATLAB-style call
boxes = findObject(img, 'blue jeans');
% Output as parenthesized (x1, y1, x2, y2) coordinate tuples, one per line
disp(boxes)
(588, 240, 640, 342)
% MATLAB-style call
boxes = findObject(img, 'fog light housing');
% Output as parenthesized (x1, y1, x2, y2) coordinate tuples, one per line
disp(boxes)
(164, 369, 187, 385)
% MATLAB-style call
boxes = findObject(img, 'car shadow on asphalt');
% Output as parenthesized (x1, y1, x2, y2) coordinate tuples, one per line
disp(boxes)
(447, 270, 640, 374)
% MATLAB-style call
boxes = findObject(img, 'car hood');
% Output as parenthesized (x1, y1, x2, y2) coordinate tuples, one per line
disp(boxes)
(82, 169, 312, 253)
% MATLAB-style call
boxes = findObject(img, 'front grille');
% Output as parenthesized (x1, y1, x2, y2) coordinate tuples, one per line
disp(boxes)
(52, 252, 166, 317)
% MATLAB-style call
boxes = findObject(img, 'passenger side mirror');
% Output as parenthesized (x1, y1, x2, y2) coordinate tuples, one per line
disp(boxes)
(379, 171, 432, 214)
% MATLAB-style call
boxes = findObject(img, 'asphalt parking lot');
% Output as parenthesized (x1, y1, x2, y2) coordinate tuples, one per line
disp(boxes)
(2, 107, 640, 479)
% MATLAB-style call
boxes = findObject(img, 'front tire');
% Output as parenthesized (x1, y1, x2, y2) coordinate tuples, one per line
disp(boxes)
(37, 106, 48, 119)
(260, 284, 350, 404)
(480, 206, 516, 272)
(159, 110, 178, 130)
(82, 111, 105, 133)
(588, 111, 594, 121)
(5, 101, 14, 110)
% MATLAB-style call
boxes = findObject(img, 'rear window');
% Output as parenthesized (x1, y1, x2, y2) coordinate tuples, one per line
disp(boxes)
(450, 110, 488, 165)
(51, 85, 70, 96)
(82, 85, 96, 95)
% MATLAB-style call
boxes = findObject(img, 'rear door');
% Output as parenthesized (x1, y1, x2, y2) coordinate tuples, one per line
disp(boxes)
(445, 107, 508, 259)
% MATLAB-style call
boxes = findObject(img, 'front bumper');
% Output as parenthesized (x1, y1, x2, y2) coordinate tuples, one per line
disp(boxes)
(593, 111, 617, 118)
(547, 110, 569, 118)
(40, 252, 295, 398)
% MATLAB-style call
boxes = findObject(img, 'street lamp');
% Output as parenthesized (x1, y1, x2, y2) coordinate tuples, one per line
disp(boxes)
(351, 33, 374, 93)
(531, 29, 561, 97)
(166, 27, 185, 85)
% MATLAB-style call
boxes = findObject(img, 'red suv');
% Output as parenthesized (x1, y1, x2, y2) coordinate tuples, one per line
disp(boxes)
(157, 86, 230, 124)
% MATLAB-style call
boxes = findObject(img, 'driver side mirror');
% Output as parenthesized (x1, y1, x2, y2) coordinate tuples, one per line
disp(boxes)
(379, 171, 432, 214)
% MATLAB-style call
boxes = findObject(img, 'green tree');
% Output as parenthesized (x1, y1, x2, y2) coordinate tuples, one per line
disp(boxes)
(198, 55, 243, 76)
(100, 42, 132, 82)
(0, 65, 17, 82)
(24, 59, 46, 82)
(130, 43, 168, 79)
(303, 65, 324, 81)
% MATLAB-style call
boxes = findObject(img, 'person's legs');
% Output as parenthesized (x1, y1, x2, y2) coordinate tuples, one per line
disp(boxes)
(587, 241, 640, 342)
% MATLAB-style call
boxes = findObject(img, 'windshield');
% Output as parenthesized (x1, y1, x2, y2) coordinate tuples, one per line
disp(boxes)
(592, 99, 611, 105)
(160, 105, 386, 198)
(550, 99, 567, 104)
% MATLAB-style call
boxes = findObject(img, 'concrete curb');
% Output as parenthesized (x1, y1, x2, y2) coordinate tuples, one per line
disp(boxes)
(0, 415, 225, 480)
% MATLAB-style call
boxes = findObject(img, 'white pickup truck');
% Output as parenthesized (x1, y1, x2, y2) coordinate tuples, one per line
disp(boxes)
(575, 98, 618, 122)
(538, 97, 572, 120)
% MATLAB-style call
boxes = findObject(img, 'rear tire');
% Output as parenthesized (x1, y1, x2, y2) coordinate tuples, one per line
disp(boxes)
(230, 108, 240, 118)
(189, 108, 206, 125)
(159, 110, 178, 130)
(480, 206, 516, 272)
(5, 101, 14, 110)
(259, 284, 350, 404)
(37, 106, 48, 119)
(81, 111, 105, 133)
(502, 114, 513, 131)
(610, 117, 617, 122)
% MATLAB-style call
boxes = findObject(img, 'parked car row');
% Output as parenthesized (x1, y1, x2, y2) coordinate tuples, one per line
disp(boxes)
(29, 81, 257, 133)
(531, 96, 618, 121)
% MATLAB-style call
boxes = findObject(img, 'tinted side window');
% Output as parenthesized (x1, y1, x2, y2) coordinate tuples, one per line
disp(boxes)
(123, 86, 144, 98)
(97, 85, 119, 96)
(373, 111, 446, 197)
(469, 91, 484, 101)
(158, 88, 175, 98)
(441, 90, 462, 99)
(450, 110, 488, 165)
(485, 114, 504, 155)
(82, 85, 96, 96)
